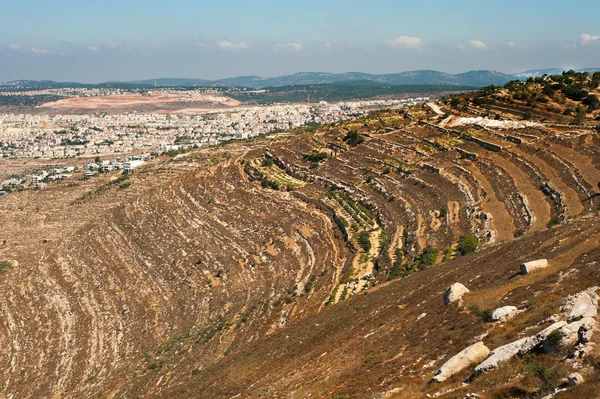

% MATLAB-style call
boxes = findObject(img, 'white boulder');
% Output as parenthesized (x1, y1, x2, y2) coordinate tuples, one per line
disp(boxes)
(491, 306, 519, 322)
(564, 288, 598, 321)
(568, 372, 584, 387)
(444, 283, 470, 305)
(520, 259, 548, 274)
(432, 341, 490, 382)
(559, 317, 597, 346)
(474, 337, 528, 376)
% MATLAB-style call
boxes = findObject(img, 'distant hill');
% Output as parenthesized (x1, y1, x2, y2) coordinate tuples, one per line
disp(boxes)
(211, 70, 515, 88)
(4, 68, 600, 91)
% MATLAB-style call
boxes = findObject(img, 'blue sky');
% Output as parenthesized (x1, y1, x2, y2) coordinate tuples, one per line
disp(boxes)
(1, 0, 600, 82)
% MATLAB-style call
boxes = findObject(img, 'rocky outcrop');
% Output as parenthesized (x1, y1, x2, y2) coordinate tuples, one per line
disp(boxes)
(474, 337, 528, 376)
(562, 287, 599, 321)
(520, 259, 548, 274)
(559, 317, 597, 346)
(568, 372, 584, 387)
(518, 321, 567, 355)
(444, 283, 470, 305)
(491, 306, 519, 322)
(578, 320, 596, 344)
(432, 342, 490, 382)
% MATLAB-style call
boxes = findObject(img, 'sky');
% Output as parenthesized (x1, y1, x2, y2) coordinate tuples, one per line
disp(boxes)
(1, 0, 600, 83)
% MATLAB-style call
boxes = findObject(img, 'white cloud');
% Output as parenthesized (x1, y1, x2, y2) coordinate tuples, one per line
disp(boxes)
(196, 41, 208, 47)
(581, 33, 599, 45)
(468, 39, 487, 50)
(216, 40, 248, 50)
(385, 36, 424, 49)
(30, 47, 50, 54)
(105, 40, 120, 48)
(9, 44, 22, 50)
(88, 46, 98, 51)
(507, 42, 526, 49)
(273, 42, 303, 52)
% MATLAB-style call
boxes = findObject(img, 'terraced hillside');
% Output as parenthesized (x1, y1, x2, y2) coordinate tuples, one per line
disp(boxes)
(1, 73, 600, 398)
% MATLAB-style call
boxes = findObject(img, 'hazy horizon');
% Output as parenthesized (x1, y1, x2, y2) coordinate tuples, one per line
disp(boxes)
(2, 0, 600, 83)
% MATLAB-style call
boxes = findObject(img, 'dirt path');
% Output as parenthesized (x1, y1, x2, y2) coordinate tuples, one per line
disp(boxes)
(463, 162, 516, 241)
(511, 148, 584, 216)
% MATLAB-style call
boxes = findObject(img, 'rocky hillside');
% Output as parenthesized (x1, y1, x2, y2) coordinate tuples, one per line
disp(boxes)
(1, 73, 600, 398)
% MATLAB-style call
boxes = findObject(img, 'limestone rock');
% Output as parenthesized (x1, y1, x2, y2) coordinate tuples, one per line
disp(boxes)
(444, 283, 470, 305)
(491, 306, 518, 322)
(432, 341, 490, 382)
(578, 321, 596, 344)
(564, 288, 598, 321)
(520, 259, 548, 274)
(559, 317, 597, 346)
(474, 337, 528, 376)
(518, 321, 567, 355)
(568, 372, 584, 387)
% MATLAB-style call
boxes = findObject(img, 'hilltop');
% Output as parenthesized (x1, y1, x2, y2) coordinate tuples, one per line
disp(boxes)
(1, 71, 600, 398)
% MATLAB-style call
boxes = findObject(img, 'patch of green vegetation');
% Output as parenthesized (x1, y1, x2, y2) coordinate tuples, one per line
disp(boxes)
(303, 151, 329, 163)
(417, 245, 438, 267)
(547, 214, 561, 228)
(343, 130, 365, 146)
(356, 231, 372, 252)
(457, 235, 478, 256)
(261, 157, 274, 167)
(0, 261, 12, 274)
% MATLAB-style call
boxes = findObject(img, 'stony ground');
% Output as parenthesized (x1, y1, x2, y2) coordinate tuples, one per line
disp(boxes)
(1, 82, 600, 398)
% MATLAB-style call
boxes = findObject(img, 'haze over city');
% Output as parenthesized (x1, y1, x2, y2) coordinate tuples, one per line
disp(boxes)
(2, 0, 600, 82)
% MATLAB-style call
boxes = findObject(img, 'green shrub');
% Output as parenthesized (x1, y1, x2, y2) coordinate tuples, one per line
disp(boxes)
(356, 231, 371, 252)
(261, 157, 274, 167)
(546, 329, 564, 350)
(419, 245, 438, 266)
(343, 130, 365, 146)
(457, 235, 478, 255)
(0, 261, 11, 274)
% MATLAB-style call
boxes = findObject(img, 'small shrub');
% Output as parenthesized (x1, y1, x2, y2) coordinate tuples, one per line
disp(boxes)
(457, 235, 478, 255)
(356, 231, 371, 252)
(343, 130, 365, 146)
(547, 214, 561, 228)
(546, 329, 563, 350)
(261, 157, 274, 167)
(0, 261, 11, 274)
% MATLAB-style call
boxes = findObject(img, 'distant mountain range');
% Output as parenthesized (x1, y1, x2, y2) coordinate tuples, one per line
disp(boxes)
(3, 68, 600, 90)
(130, 70, 514, 88)
(129, 68, 600, 89)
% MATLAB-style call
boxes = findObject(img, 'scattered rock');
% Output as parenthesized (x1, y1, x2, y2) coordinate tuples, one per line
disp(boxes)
(474, 337, 528, 376)
(491, 306, 519, 322)
(518, 321, 567, 355)
(444, 283, 470, 305)
(559, 317, 597, 346)
(578, 321, 595, 344)
(563, 288, 598, 321)
(432, 341, 490, 382)
(417, 312, 427, 321)
(520, 259, 548, 274)
(567, 372, 584, 387)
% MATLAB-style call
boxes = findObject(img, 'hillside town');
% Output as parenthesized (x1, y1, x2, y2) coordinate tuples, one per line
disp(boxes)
(0, 97, 427, 160)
